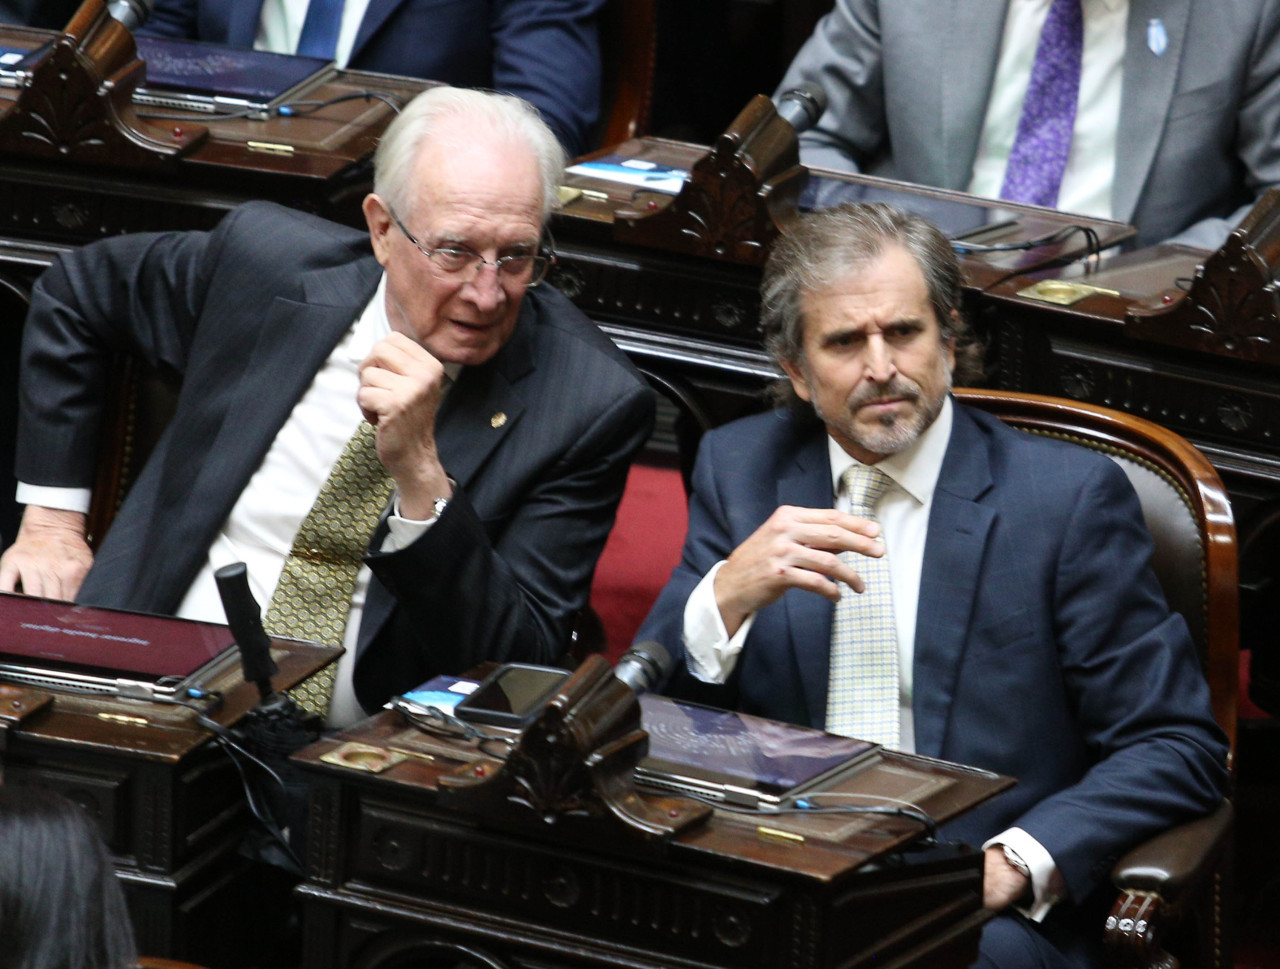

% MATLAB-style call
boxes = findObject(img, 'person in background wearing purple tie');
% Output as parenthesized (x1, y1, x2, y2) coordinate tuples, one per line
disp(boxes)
(634, 203, 1227, 968)
(138, 0, 606, 156)
(776, 0, 1280, 250)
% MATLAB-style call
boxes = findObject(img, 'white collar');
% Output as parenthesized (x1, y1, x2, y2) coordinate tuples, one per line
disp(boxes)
(826, 395, 954, 506)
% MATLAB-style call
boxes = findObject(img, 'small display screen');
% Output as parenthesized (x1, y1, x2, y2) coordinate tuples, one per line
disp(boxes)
(800, 174, 1017, 241)
(134, 35, 329, 105)
(638, 694, 876, 801)
(0, 591, 233, 682)
(453, 664, 570, 726)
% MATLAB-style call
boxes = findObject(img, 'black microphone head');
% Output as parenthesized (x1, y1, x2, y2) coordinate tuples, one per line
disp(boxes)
(614, 640, 675, 695)
(214, 561, 279, 691)
(775, 82, 829, 134)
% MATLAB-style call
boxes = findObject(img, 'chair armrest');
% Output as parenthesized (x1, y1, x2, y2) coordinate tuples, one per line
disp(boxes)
(1111, 799, 1232, 902)
(1105, 800, 1234, 969)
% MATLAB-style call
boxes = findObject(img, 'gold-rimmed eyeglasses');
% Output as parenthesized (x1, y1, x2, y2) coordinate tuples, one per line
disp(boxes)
(388, 206, 554, 288)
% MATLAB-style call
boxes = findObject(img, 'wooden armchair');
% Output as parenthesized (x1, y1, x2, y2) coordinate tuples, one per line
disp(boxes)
(955, 388, 1237, 969)
(595, 0, 657, 149)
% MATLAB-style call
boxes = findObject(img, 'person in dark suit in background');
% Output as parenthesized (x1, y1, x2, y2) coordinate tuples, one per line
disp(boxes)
(0, 85, 654, 727)
(777, 0, 1280, 249)
(0, 0, 83, 29)
(135, 0, 606, 156)
(635, 203, 1227, 968)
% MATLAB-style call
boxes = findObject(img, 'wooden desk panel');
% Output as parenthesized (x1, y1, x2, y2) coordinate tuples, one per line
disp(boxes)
(294, 705, 1008, 969)
(0, 634, 339, 966)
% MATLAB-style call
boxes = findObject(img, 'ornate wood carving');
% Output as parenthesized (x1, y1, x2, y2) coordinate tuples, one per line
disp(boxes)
(437, 657, 710, 841)
(0, 0, 206, 168)
(1127, 189, 1280, 366)
(613, 95, 806, 266)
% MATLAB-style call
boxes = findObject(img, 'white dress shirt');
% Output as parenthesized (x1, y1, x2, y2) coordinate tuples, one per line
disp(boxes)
(968, 0, 1128, 219)
(18, 274, 441, 730)
(255, 0, 374, 68)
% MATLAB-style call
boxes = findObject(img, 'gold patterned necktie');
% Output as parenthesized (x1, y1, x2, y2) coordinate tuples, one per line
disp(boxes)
(825, 464, 900, 748)
(265, 420, 394, 718)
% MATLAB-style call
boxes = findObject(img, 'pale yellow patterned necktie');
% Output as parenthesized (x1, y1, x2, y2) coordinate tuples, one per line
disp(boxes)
(825, 464, 900, 747)
(265, 420, 394, 718)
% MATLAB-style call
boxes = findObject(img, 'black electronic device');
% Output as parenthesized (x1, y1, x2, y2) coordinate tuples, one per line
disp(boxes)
(0, 591, 238, 699)
(453, 663, 570, 728)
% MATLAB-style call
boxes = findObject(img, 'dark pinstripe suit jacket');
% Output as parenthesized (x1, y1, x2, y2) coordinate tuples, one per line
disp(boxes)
(636, 402, 1227, 924)
(16, 201, 654, 712)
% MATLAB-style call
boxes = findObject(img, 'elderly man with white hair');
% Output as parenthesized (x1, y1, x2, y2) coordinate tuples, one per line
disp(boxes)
(1, 87, 654, 727)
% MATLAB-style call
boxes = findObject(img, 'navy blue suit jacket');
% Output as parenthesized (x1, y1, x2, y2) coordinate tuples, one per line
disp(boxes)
(636, 402, 1228, 914)
(140, 0, 605, 155)
(16, 202, 653, 712)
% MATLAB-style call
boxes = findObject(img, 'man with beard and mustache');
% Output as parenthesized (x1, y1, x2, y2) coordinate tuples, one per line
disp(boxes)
(634, 204, 1227, 969)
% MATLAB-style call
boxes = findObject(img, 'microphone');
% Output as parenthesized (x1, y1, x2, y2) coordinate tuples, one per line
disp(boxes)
(774, 82, 829, 134)
(614, 640, 675, 696)
(214, 562, 279, 701)
(107, 0, 155, 31)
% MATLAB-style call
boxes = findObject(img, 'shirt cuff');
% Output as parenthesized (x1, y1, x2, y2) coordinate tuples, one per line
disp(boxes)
(15, 483, 92, 515)
(380, 494, 436, 552)
(982, 827, 1065, 923)
(682, 560, 756, 683)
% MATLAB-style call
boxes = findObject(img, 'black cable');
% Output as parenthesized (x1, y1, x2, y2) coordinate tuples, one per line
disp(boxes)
(148, 691, 302, 869)
(964, 223, 1107, 293)
(276, 89, 407, 116)
(661, 788, 939, 844)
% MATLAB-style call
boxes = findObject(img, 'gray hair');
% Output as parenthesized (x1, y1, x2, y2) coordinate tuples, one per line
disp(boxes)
(760, 203, 981, 383)
(373, 87, 566, 222)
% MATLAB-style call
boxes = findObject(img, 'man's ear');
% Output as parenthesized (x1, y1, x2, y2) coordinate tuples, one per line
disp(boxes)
(363, 194, 393, 268)
(945, 309, 959, 374)
(779, 357, 812, 403)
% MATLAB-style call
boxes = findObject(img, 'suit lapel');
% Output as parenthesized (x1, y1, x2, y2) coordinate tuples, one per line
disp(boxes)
(141, 258, 381, 605)
(911, 405, 996, 758)
(779, 429, 839, 727)
(432, 302, 535, 489)
(352, 0, 407, 59)
(358, 298, 537, 648)
(1113, 0, 1191, 223)
(941, 0, 1013, 188)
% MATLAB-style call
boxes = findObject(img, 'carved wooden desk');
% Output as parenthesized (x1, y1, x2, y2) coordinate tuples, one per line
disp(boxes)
(0, 627, 339, 967)
(293, 659, 1011, 969)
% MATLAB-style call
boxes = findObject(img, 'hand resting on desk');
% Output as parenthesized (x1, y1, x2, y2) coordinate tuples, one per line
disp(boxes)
(0, 505, 93, 601)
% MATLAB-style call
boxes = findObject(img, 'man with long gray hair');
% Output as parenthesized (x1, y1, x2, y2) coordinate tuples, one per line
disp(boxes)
(2, 86, 654, 727)
(637, 204, 1226, 968)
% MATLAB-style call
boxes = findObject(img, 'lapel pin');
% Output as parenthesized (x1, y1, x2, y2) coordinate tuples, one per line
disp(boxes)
(1147, 18, 1167, 56)
(491, 412, 507, 428)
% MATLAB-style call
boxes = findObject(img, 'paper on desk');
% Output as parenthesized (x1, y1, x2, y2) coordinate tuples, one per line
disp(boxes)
(566, 155, 688, 195)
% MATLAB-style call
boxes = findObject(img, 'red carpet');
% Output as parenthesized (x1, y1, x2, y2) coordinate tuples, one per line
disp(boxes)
(590, 461, 687, 661)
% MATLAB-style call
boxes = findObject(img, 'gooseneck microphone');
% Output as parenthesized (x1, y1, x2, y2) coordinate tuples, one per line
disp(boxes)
(774, 82, 829, 135)
(214, 562, 280, 701)
(614, 640, 676, 696)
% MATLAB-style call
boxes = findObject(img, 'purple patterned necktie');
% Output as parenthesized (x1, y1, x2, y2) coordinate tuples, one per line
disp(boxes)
(1000, 0, 1084, 208)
